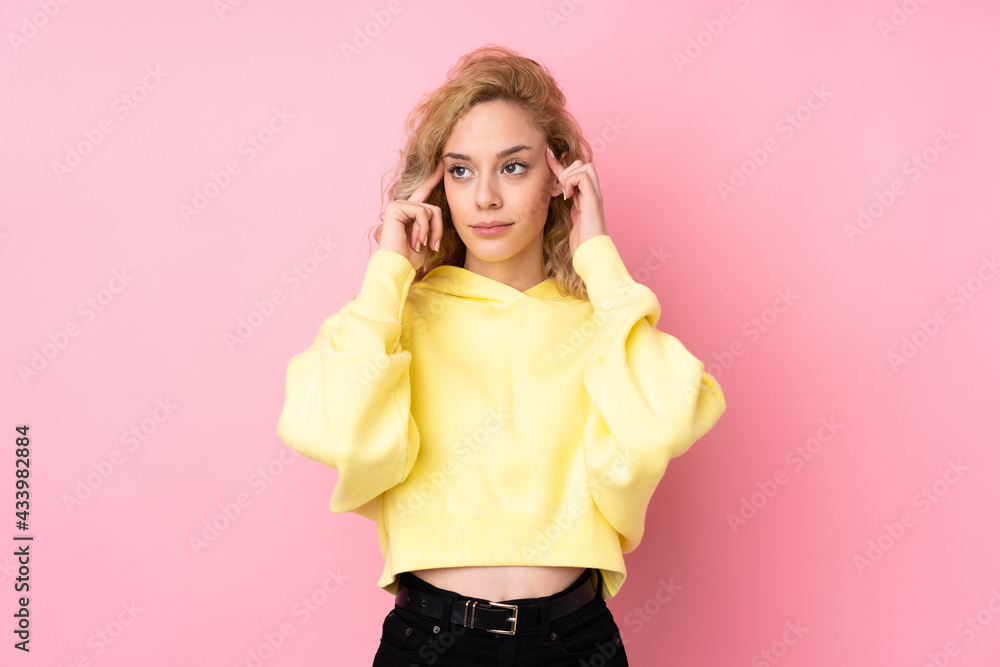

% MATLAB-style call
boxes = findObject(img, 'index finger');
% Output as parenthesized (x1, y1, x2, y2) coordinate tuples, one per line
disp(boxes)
(407, 159, 446, 203)
(545, 145, 567, 179)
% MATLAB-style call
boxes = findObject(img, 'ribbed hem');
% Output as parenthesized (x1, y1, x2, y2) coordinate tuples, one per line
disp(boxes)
(376, 509, 627, 599)
(571, 235, 643, 312)
(355, 249, 416, 321)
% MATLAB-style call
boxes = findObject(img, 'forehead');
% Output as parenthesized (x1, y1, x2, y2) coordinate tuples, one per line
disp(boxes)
(444, 100, 542, 152)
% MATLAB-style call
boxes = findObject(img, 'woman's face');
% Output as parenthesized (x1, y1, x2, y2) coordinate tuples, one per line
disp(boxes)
(441, 100, 563, 268)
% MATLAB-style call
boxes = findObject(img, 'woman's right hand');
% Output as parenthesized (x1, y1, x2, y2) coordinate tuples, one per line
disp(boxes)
(378, 160, 446, 270)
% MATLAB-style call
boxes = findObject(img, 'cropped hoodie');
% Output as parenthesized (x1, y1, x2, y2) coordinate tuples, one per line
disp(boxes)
(276, 234, 726, 599)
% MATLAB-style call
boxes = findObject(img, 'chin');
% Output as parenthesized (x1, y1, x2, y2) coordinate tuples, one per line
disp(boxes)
(464, 244, 519, 263)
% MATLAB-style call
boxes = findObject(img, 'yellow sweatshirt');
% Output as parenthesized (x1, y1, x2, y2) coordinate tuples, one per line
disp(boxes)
(276, 234, 726, 599)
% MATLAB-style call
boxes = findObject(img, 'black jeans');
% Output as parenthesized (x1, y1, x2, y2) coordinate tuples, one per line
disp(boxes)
(372, 568, 628, 666)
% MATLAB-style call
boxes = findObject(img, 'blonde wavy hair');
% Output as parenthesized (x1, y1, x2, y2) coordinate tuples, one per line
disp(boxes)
(368, 44, 593, 300)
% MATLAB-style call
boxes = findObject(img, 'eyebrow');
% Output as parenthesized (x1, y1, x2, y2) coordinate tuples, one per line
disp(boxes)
(442, 145, 533, 162)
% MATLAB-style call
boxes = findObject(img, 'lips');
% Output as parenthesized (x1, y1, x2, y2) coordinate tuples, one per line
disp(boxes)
(470, 221, 513, 236)
(471, 222, 512, 229)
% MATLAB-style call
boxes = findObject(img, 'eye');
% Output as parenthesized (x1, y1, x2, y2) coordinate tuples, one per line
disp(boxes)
(503, 160, 528, 175)
(446, 159, 528, 181)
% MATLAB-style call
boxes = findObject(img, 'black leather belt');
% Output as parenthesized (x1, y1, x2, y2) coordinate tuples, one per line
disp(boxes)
(394, 569, 599, 635)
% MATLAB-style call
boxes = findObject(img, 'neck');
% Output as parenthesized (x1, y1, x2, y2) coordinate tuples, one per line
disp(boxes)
(464, 244, 546, 293)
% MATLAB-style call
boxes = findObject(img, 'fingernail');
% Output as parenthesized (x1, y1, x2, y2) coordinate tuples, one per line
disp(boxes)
(433, 239, 440, 251)
(547, 147, 554, 158)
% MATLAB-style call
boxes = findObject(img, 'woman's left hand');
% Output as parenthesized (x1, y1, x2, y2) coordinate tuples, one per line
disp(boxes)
(546, 146, 608, 255)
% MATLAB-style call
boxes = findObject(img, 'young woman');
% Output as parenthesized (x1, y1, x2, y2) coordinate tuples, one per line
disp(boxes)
(277, 44, 726, 666)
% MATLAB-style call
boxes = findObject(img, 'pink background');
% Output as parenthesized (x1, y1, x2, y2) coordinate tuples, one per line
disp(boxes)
(4, 0, 1000, 665)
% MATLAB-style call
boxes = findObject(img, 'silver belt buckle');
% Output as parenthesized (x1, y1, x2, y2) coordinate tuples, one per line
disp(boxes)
(464, 599, 518, 635)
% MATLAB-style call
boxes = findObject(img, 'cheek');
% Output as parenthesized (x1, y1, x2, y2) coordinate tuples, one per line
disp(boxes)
(443, 182, 460, 211)
(521, 182, 551, 220)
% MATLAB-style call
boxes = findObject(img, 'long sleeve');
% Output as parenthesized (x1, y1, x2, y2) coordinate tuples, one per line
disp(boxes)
(276, 248, 419, 518)
(571, 234, 726, 551)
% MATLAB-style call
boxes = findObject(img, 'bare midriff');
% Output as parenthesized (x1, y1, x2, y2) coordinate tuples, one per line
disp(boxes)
(408, 565, 588, 601)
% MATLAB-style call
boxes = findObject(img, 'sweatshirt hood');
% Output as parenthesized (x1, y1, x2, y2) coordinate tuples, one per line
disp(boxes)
(412, 265, 577, 306)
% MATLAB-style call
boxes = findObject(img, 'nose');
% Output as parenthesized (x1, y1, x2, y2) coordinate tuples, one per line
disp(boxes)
(475, 172, 501, 210)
